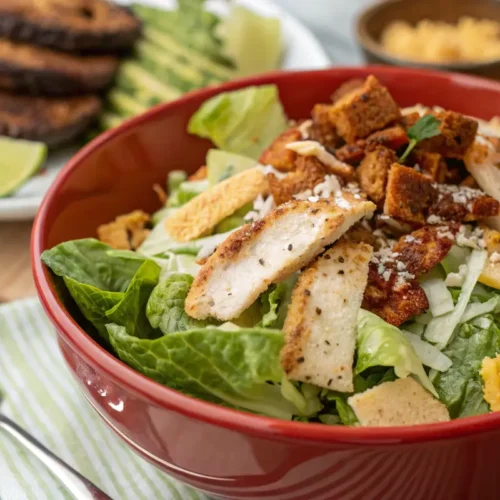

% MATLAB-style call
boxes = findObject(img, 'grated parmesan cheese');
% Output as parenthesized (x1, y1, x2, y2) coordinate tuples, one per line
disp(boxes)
(298, 119, 312, 139)
(445, 264, 468, 287)
(244, 194, 276, 222)
(456, 225, 485, 250)
(427, 214, 444, 224)
(490, 251, 500, 263)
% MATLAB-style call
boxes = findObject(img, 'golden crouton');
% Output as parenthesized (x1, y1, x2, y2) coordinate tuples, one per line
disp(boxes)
(461, 175, 479, 189)
(329, 75, 401, 143)
(418, 111, 478, 159)
(97, 210, 151, 250)
(349, 378, 450, 426)
(384, 164, 499, 224)
(357, 146, 397, 207)
(309, 104, 341, 152)
(268, 155, 328, 205)
(331, 78, 364, 103)
(188, 165, 207, 181)
(259, 128, 302, 172)
(411, 151, 447, 182)
(335, 142, 366, 164)
(392, 224, 459, 276)
(165, 167, 268, 242)
(366, 125, 409, 150)
(362, 263, 429, 326)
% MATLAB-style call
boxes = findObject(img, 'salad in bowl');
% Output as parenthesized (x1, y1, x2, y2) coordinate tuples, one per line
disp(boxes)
(41, 75, 500, 427)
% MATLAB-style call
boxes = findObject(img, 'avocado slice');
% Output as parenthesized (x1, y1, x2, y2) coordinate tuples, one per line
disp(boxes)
(135, 40, 205, 87)
(117, 61, 182, 104)
(108, 89, 148, 117)
(143, 26, 234, 81)
(100, 112, 124, 131)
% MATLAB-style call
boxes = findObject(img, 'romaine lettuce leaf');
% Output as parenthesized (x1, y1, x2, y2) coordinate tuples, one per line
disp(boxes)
(42, 238, 145, 292)
(188, 85, 287, 159)
(206, 149, 256, 186)
(106, 260, 161, 339)
(107, 324, 302, 419)
(356, 310, 437, 396)
(146, 273, 211, 334)
(431, 321, 500, 417)
(63, 277, 123, 341)
(260, 274, 297, 329)
(158, 252, 200, 279)
(167, 180, 209, 208)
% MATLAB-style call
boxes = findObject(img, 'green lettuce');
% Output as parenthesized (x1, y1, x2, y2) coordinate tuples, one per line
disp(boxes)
(188, 85, 288, 159)
(42, 238, 145, 292)
(107, 324, 302, 419)
(206, 149, 256, 186)
(146, 273, 211, 334)
(432, 321, 500, 418)
(167, 179, 208, 208)
(356, 310, 437, 396)
(106, 260, 161, 339)
(63, 278, 123, 341)
(260, 275, 297, 329)
(158, 252, 200, 279)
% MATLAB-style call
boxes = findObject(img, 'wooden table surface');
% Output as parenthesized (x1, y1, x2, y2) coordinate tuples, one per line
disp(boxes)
(0, 221, 36, 303)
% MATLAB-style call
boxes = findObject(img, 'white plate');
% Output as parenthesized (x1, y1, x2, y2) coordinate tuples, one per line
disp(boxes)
(0, 0, 330, 221)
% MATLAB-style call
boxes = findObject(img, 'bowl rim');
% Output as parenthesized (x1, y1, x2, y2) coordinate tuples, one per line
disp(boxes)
(32, 65, 500, 445)
(356, 0, 500, 70)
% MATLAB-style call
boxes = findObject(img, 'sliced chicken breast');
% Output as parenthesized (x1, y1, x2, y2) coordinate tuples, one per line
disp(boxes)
(281, 240, 373, 392)
(185, 194, 375, 320)
(165, 167, 267, 242)
(348, 377, 450, 427)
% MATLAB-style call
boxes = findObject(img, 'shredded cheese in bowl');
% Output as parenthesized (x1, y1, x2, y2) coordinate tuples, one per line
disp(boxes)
(381, 17, 500, 64)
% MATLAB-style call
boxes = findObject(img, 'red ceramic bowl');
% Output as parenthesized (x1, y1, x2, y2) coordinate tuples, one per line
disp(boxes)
(32, 67, 500, 500)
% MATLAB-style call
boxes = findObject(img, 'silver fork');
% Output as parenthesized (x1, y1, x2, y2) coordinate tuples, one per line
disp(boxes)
(0, 400, 113, 500)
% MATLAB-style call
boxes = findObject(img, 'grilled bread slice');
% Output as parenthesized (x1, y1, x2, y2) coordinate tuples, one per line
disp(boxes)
(0, 92, 101, 148)
(0, 40, 118, 96)
(0, 0, 141, 53)
(185, 195, 376, 321)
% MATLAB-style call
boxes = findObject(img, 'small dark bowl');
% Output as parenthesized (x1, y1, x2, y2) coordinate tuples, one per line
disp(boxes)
(357, 0, 500, 79)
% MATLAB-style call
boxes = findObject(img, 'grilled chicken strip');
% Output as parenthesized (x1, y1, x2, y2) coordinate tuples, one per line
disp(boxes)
(0, 0, 141, 53)
(281, 240, 373, 392)
(185, 194, 376, 321)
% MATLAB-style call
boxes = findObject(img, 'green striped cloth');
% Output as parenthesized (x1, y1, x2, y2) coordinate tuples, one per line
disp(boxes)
(0, 298, 209, 500)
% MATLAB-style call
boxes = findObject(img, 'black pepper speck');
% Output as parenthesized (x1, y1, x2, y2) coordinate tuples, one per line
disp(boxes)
(297, 356, 305, 363)
(288, 244, 293, 251)
(316, 307, 322, 315)
(259, 258, 265, 265)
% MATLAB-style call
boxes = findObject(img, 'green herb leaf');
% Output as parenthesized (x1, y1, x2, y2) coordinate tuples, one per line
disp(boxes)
(399, 115, 441, 163)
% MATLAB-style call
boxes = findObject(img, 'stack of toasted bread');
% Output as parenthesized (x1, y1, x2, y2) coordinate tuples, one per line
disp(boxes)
(0, 0, 141, 148)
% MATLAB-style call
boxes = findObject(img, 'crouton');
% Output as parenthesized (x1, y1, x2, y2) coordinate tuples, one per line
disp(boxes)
(384, 164, 499, 225)
(461, 175, 479, 189)
(165, 167, 268, 242)
(348, 378, 450, 427)
(418, 111, 478, 159)
(185, 195, 376, 320)
(281, 241, 372, 392)
(344, 223, 377, 247)
(309, 104, 341, 152)
(286, 140, 354, 179)
(392, 224, 459, 276)
(384, 164, 436, 225)
(401, 111, 420, 130)
(331, 78, 365, 103)
(268, 155, 327, 205)
(259, 128, 302, 172)
(329, 75, 401, 143)
(188, 165, 207, 181)
(335, 142, 366, 164)
(366, 125, 409, 150)
(411, 151, 447, 182)
(97, 210, 151, 250)
(363, 263, 429, 326)
(357, 146, 397, 206)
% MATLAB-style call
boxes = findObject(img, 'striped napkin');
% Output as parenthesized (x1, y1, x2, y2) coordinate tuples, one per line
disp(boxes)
(0, 298, 208, 500)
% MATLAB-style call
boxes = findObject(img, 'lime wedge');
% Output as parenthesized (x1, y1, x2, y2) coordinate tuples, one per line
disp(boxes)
(0, 136, 48, 197)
